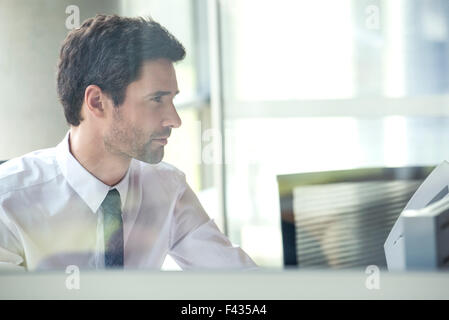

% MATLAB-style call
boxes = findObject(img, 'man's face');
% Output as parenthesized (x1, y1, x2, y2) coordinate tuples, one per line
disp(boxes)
(103, 58, 181, 164)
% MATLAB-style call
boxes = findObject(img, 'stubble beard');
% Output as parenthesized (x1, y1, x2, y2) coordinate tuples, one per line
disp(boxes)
(104, 112, 164, 165)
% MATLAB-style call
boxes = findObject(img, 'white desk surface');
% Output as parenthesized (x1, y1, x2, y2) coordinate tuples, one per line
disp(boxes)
(0, 268, 448, 299)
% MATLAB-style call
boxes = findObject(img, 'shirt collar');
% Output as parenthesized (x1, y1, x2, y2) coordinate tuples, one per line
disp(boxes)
(56, 130, 130, 214)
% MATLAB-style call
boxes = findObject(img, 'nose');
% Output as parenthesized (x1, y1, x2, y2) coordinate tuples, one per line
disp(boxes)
(162, 102, 182, 129)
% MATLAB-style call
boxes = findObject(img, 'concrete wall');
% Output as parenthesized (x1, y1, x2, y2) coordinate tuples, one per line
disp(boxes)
(0, 0, 121, 160)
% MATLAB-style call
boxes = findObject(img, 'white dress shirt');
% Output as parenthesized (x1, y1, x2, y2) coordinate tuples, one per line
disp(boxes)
(0, 131, 257, 271)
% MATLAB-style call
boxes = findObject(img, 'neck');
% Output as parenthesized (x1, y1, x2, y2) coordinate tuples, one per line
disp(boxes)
(68, 126, 131, 187)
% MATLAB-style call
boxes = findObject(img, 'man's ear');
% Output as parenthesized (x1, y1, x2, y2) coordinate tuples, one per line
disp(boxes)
(84, 84, 105, 118)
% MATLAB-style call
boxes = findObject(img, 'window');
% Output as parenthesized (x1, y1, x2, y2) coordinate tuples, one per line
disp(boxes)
(218, 0, 449, 267)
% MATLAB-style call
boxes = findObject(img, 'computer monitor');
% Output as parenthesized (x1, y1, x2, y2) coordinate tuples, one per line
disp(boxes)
(277, 166, 434, 269)
(384, 192, 449, 270)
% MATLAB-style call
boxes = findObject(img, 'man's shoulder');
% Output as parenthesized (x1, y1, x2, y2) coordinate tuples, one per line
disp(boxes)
(0, 147, 59, 197)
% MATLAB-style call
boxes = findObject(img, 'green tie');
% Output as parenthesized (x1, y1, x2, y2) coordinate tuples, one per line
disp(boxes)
(101, 189, 124, 268)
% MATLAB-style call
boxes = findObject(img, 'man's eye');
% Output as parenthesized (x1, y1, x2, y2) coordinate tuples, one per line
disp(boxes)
(151, 96, 162, 103)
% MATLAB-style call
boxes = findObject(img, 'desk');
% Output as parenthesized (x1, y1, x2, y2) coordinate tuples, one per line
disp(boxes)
(0, 269, 448, 299)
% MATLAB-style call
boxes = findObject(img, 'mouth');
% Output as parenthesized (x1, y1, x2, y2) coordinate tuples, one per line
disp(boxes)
(152, 138, 168, 145)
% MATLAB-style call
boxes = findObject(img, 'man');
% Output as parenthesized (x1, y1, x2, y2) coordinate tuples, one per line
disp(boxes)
(0, 14, 256, 271)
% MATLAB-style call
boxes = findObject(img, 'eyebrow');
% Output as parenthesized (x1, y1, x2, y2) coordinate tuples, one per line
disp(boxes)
(145, 90, 180, 98)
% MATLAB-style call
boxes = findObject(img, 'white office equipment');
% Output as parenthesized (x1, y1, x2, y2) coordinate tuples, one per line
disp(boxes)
(384, 161, 449, 270)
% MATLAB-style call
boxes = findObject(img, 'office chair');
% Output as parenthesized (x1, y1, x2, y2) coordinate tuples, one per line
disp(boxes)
(277, 166, 435, 269)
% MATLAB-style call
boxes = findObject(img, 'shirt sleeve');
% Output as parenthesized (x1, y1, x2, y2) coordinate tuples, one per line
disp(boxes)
(167, 174, 258, 270)
(0, 205, 26, 271)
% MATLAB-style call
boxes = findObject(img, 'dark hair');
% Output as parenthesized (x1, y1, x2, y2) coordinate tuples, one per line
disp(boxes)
(57, 14, 186, 126)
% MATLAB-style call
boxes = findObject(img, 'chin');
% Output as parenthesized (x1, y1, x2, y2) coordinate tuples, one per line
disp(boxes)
(135, 150, 164, 164)
(147, 158, 163, 165)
